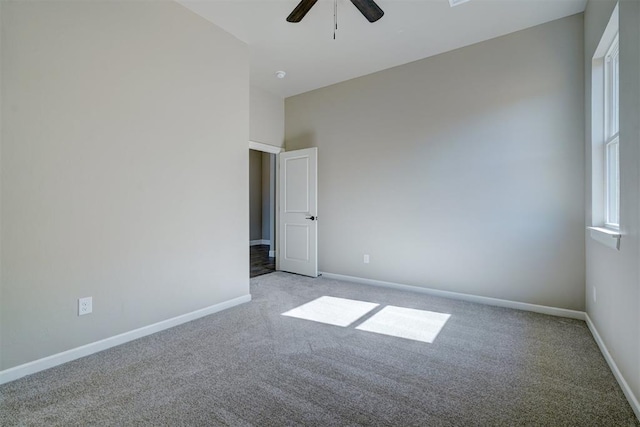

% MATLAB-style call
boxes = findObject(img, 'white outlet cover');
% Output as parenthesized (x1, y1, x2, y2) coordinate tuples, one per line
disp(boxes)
(364, 254, 370, 264)
(78, 297, 93, 316)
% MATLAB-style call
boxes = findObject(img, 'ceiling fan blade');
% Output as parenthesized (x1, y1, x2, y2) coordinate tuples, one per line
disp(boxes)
(287, 0, 319, 23)
(350, 0, 384, 22)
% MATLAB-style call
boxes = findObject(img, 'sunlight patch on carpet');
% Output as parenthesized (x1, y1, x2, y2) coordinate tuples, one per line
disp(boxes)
(356, 306, 450, 343)
(281, 296, 379, 327)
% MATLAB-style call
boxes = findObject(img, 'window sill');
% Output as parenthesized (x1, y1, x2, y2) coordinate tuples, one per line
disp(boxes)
(587, 226, 621, 250)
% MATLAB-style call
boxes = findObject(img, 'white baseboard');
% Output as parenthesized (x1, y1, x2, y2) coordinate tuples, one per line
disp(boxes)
(0, 294, 252, 385)
(250, 240, 270, 246)
(319, 272, 585, 320)
(585, 314, 640, 420)
(269, 250, 275, 258)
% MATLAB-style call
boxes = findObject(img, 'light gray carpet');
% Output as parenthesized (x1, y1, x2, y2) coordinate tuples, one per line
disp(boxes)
(1, 272, 638, 426)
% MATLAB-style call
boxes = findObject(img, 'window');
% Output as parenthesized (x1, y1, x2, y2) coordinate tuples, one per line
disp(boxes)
(590, 4, 619, 243)
(604, 34, 619, 228)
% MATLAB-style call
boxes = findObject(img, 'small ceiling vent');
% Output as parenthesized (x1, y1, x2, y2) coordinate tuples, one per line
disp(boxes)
(449, 0, 470, 7)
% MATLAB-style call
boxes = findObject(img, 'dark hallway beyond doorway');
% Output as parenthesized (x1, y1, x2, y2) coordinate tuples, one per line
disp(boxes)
(250, 245, 275, 278)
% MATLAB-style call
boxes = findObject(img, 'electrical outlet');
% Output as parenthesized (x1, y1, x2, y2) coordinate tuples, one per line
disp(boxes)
(593, 287, 597, 303)
(78, 297, 92, 316)
(364, 254, 370, 264)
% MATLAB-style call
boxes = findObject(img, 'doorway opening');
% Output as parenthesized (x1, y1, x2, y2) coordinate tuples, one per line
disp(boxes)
(249, 147, 277, 278)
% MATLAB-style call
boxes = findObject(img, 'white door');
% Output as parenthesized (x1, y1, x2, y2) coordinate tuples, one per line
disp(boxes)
(278, 148, 318, 277)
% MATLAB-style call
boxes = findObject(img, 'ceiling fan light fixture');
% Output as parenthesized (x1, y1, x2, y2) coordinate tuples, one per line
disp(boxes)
(448, 0, 470, 7)
(286, 0, 383, 23)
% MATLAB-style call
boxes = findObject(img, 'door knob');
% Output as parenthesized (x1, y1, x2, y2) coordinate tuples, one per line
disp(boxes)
(306, 216, 317, 221)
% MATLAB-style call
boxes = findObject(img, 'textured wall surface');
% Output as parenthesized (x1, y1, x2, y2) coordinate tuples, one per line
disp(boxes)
(1, 1, 249, 369)
(286, 15, 585, 310)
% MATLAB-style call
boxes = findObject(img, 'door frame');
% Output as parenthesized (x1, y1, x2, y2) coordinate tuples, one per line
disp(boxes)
(248, 141, 284, 269)
(249, 141, 283, 155)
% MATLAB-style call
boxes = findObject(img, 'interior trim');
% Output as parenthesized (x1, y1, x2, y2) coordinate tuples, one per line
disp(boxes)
(586, 313, 640, 420)
(0, 294, 252, 385)
(250, 239, 271, 246)
(249, 140, 284, 154)
(587, 226, 622, 250)
(319, 271, 586, 320)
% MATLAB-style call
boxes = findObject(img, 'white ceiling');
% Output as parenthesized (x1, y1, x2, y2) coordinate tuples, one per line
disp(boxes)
(178, 0, 587, 98)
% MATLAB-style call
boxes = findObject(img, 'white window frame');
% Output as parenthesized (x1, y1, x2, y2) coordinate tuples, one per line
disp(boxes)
(588, 4, 620, 250)
(603, 34, 619, 230)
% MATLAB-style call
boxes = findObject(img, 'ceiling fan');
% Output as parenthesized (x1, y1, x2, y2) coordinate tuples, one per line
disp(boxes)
(286, 0, 384, 23)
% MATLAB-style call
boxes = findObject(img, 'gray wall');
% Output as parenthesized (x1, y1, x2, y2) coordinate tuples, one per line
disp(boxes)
(286, 14, 585, 310)
(250, 86, 284, 147)
(584, 0, 640, 409)
(249, 149, 263, 240)
(0, 1, 249, 370)
(0, 1, 3, 368)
